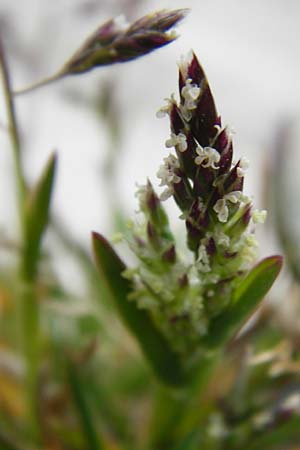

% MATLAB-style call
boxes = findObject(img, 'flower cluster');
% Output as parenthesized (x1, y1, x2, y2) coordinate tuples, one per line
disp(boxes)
(14, 9, 188, 96)
(63, 9, 188, 74)
(123, 52, 267, 355)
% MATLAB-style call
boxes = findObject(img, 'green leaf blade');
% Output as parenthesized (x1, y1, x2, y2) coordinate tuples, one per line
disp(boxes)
(67, 360, 104, 450)
(173, 430, 202, 450)
(23, 152, 57, 280)
(203, 256, 283, 349)
(244, 415, 300, 450)
(92, 232, 186, 386)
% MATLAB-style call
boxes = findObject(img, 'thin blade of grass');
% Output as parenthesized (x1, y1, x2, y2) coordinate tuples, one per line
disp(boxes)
(202, 256, 282, 349)
(67, 360, 104, 450)
(92, 232, 186, 386)
(244, 415, 300, 450)
(23, 152, 57, 280)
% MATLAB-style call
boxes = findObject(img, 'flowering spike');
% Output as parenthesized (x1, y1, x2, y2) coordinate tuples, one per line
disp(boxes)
(106, 51, 280, 367)
(179, 53, 218, 145)
(64, 9, 188, 74)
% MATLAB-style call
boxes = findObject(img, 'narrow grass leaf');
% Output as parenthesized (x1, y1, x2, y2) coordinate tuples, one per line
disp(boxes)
(23, 152, 57, 280)
(173, 430, 202, 450)
(202, 256, 282, 349)
(244, 415, 300, 450)
(67, 360, 104, 450)
(92, 232, 186, 386)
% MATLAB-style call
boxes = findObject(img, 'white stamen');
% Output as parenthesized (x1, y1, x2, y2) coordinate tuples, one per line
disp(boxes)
(178, 50, 194, 78)
(180, 78, 201, 121)
(240, 193, 251, 204)
(213, 191, 243, 222)
(226, 125, 236, 137)
(156, 94, 176, 118)
(224, 191, 242, 204)
(167, 29, 178, 40)
(157, 154, 181, 201)
(113, 14, 130, 31)
(280, 393, 300, 412)
(165, 132, 188, 152)
(195, 145, 220, 169)
(135, 183, 148, 210)
(213, 123, 235, 137)
(182, 80, 201, 103)
(237, 157, 250, 177)
(206, 274, 220, 284)
(240, 157, 250, 168)
(214, 230, 230, 247)
(252, 209, 267, 224)
(240, 235, 258, 264)
(196, 244, 211, 273)
(160, 186, 174, 201)
(213, 199, 229, 223)
(157, 164, 181, 186)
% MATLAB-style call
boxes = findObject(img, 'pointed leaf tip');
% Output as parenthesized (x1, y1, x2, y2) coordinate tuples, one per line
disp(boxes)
(202, 255, 282, 349)
(92, 231, 186, 386)
(23, 152, 57, 280)
(233, 255, 283, 305)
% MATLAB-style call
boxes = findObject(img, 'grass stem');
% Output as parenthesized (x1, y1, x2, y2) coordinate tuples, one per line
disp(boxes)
(13, 72, 63, 96)
(0, 36, 40, 442)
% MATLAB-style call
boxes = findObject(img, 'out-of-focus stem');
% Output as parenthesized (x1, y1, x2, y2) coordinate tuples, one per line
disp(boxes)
(0, 37, 26, 224)
(149, 351, 220, 449)
(19, 282, 40, 440)
(67, 360, 104, 450)
(0, 37, 40, 441)
(13, 71, 63, 96)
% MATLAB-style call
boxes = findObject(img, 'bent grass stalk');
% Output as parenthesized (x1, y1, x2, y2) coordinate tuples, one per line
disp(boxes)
(13, 71, 63, 96)
(13, 9, 188, 96)
(0, 38, 26, 221)
(0, 37, 40, 440)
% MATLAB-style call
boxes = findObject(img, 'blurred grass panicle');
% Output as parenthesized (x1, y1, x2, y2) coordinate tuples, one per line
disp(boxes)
(14, 8, 188, 95)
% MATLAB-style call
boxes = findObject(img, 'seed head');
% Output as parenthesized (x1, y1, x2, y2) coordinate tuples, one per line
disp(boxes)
(124, 52, 267, 356)
(63, 9, 189, 74)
